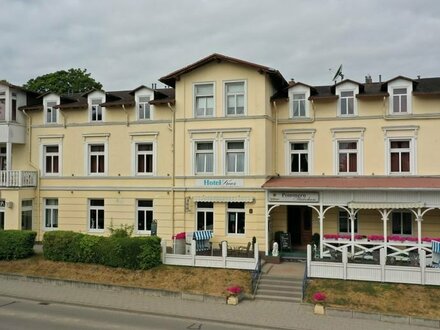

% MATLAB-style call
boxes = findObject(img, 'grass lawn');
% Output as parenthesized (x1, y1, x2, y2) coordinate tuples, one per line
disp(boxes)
(306, 278, 440, 319)
(0, 255, 252, 297)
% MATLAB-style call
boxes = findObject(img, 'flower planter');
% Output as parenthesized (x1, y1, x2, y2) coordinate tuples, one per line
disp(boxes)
(338, 238, 349, 242)
(355, 238, 368, 242)
(314, 303, 325, 315)
(227, 294, 242, 305)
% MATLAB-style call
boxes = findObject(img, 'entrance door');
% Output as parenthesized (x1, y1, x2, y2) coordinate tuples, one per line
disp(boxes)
(287, 206, 312, 246)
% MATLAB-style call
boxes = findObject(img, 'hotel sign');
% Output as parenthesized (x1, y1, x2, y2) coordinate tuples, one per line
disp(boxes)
(196, 179, 243, 188)
(269, 191, 319, 203)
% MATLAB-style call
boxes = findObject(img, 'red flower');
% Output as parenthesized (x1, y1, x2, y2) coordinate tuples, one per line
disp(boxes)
(312, 292, 326, 303)
(227, 286, 242, 295)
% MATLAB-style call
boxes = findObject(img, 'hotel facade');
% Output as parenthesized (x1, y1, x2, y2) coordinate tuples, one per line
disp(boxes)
(2, 54, 440, 261)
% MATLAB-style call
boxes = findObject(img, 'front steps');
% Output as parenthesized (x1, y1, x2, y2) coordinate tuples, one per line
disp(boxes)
(255, 274, 303, 303)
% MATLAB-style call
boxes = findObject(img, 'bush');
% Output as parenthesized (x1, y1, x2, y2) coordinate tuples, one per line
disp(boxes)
(42, 231, 162, 270)
(43, 231, 83, 262)
(0, 230, 37, 260)
(108, 224, 134, 238)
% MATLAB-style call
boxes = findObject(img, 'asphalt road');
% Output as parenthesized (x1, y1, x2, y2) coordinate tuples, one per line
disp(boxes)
(0, 296, 270, 330)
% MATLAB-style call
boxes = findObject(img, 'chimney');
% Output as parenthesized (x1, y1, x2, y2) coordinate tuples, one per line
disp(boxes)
(365, 75, 372, 84)
(379, 75, 382, 83)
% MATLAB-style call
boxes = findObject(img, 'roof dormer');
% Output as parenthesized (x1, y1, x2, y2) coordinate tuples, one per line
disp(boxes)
(335, 80, 360, 117)
(385, 76, 413, 115)
(288, 82, 312, 119)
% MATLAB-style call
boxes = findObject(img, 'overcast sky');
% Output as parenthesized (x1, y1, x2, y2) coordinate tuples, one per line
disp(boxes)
(1, 0, 439, 90)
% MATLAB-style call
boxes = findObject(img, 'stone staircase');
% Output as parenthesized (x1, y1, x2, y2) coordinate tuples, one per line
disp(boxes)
(255, 273, 303, 303)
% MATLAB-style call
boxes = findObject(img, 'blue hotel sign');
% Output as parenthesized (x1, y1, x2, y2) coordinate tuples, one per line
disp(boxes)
(196, 179, 243, 187)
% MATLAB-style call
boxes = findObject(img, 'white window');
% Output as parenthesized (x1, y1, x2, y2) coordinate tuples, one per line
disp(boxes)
(136, 143, 153, 175)
(392, 211, 412, 235)
(91, 99, 102, 122)
(340, 91, 354, 116)
(44, 199, 58, 230)
(88, 144, 106, 175)
(0, 146, 6, 170)
(0, 92, 5, 121)
(46, 101, 57, 123)
(392, 88, 408, 113)
(337, 141, 358, 174)
(194, 84, 214, 117)
(89, 199, 104, 231)
(11, 97, 16, 121)
(292, 93, 306, 118)
(197, 202, 213, 231)
(21, 200, 32, 230)
(389, 139, 411, 173)
(138, 96, 151, 120)
(43, 145, 60, 175)
(227, 202, 245, 234)
(290, 142, 309, 174)
(338, 210, 357, 233)
(137, 200, 153, 233)
(195, 141, 214, 174)
(226, 141, 245, 174)
(225, 81, 245, 116)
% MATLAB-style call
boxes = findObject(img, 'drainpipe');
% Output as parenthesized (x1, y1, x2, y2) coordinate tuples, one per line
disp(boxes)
(167, 102, 176, 236)
(272, 101, 278, 175)
(122, 105, 129, 126)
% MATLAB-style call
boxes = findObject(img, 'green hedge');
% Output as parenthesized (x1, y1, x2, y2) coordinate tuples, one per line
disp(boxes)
(0, 230, 37, 260)
(43, 231, 161, 270)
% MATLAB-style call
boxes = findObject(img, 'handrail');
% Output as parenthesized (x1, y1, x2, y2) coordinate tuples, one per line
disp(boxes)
(251, 255, 262, 297)
(0, 170, 38, 187)
(301, 256, 308, 302)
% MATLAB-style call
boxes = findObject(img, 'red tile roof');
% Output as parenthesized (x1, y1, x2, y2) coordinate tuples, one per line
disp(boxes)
(262, 176, 440, 190)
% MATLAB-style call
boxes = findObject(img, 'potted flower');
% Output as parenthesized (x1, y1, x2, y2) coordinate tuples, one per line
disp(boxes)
(354, 234, 367, 242)
(226, 285, 243, 305)
(338, 234, 351, 242)
(368, 235, 384, 242)
(422, 237, 433, 243)
(312, 291, 327, 315)
(404, 236, 418, 244)
(388, 235, 404, 243)
(323, 234, 339, 241)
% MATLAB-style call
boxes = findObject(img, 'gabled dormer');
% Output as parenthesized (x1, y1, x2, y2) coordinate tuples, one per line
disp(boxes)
(385, 76, 413, 115)
(335, 79, 360, 117)
(131, 85, 155, 120)
(287, 82, 313, 119)
(42, 93, 61, 125)
(83, 90, 106, 122)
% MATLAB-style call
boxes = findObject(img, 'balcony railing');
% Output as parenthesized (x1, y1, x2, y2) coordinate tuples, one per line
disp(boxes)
(0, 170, 37, 187)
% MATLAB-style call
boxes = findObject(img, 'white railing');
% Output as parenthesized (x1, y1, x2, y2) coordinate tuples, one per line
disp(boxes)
(307, 244, 440, 286)
(161, 240, 259, 270)
(0, 170, 37, 187)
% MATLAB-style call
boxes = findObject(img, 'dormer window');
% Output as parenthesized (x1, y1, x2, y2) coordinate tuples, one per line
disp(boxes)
(46, 101, 57, 123)
(138, 96, 151, 120)
(340, 91, 354, 116)
(292, 94, 306, 117)
(91, 99, 102, 122)
(392, 88, 408, 113)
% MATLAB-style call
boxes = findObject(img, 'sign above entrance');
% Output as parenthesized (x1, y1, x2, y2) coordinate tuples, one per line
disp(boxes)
(269, 192, 319, 203)
(196, 179, 243, 188)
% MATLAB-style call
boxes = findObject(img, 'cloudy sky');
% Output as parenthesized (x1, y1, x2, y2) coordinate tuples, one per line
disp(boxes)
(1, 0, 439, 90)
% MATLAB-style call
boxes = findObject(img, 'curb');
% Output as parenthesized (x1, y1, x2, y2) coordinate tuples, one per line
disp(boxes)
(0, 272, 226, 304)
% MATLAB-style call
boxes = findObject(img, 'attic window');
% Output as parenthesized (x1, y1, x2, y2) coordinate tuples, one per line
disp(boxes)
(392, 88, 407, 113)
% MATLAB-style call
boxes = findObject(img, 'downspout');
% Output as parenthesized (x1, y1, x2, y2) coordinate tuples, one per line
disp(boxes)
(167, 102, 176, 237)
(122, 105, 129, 126)
(272, 101, 278, 175)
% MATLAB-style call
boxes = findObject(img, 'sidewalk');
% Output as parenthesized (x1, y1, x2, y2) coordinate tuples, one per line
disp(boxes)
(0, 273, 431, 330)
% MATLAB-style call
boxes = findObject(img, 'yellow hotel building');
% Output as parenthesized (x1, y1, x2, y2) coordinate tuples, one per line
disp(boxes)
(2, 54, 440, 257)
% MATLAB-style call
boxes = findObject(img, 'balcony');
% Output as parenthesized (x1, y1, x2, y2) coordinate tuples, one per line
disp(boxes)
(0, 170, 37, 187)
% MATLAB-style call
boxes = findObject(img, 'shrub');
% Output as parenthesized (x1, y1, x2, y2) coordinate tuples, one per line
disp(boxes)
(79, 235, 103, 263)
(108, 224, 134, 238)
(0, 230, 37, 260)
(138, 236, 162, 270)
(43, 231, 83, 262)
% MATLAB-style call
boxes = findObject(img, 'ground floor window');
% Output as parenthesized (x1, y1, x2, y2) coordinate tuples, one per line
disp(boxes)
(227, 202, 245, 234)
(338, 210, 358, 233)
(392, 211, 412, 235)
(22, 200, 33, 230)
(44, 199, 57, 229)
(137, 200, 153, 233)
(196, 202, 213, 230)
(89, 199, 104, 231)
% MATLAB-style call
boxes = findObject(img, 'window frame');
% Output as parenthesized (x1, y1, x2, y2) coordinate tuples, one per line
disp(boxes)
(387, 138, 414, 175)
(196, 202, 214, 231)
(387, 79, 413, 115)
(337, 140, 359, 175)
(90, 98, 103, 122)
(392, 88, 408, 114)
(289, 141, 310, 175)
(194, 140, 215, 175)
(225, 140, 246, 175)
(224, 80, 246, 116)
(194, 82, 215, 118)
(138, 95, 151, 120)
(45, 100, 58, 124)
(136, 200, 153, 234)
(292, 93, 307, 118)
(43, 144, 61, 176)
(227, 202, 246, 235)
(391, 211, 412, 236)
(135, 142, 155, 176)
(339, 90, 355, 116)
(87, 143, 107, 176)
(88, 199, 105, 232)
(44, 198, 58, 230)
(0, 146, 6, 171)
(21, 199, 33, 231)
(338, 210, 358, 234)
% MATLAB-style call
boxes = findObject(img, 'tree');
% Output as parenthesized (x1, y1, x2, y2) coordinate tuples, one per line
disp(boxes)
(23, 68, 103, 94)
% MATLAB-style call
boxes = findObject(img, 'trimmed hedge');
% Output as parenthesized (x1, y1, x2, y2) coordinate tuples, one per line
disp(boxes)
(0, 230, 37, 260)
(43, 231, 161, 270)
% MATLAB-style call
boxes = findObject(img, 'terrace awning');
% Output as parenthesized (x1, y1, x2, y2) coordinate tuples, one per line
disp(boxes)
(347, 202, 425, 209)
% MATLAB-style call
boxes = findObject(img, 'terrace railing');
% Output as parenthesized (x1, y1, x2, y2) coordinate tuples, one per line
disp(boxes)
(0, 170, 37, 187)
